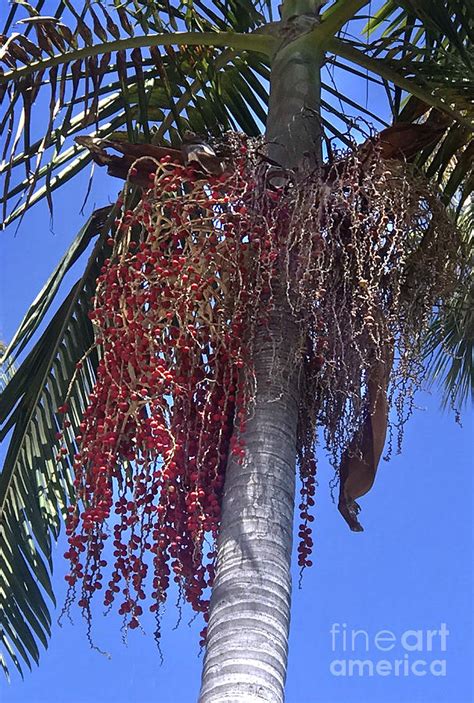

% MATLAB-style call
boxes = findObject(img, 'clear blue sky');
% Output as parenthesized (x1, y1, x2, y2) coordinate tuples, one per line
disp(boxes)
(1, 4, 473, 702)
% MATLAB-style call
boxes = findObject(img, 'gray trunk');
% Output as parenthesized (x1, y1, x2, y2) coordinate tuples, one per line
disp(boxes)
(199, 5, 323, 701)
(198, 310, 300, 703)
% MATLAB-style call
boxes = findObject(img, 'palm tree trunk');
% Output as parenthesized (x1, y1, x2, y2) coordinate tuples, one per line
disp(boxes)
(199, 5, 323, 701)
(198, 313, 300, 703)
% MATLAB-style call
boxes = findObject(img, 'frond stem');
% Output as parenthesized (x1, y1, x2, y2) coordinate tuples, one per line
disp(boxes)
(0, 30, 275, 86)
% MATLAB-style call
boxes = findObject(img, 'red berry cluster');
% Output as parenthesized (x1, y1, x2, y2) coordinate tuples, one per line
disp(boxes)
(59, 146, 312, 641)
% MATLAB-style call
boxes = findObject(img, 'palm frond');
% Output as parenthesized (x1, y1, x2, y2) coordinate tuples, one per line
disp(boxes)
(366, 0, 473, 60)
(0, 342, 15, 391)
(423, 201, 474, 408)
(0, 205, 116, 678)
(327, 37, 473, 125)
(323, 18, 473, 204)
(0, 1, 272, 226)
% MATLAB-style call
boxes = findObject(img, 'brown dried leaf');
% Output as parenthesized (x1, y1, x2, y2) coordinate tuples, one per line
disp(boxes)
(338, 337, 394, 532)
(14, 34, 43, 60)
(41, 23, 67, 53)
(57, 23, 76, 50)
(6, 40, 30, 65)
(74, 16, 93, 46)
(75, 136, 184, 186)
(89, 6, 108, 43)
(116, 7, 133, 36)
(98, 5, 120, 41)
(33, 25, 55, 57)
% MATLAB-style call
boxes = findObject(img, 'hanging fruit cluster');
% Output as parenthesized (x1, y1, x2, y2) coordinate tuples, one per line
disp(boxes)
(60, 139, 291, 641)
(58, 132, 460, 642)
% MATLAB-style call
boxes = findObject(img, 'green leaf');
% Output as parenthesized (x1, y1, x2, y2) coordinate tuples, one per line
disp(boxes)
(0, 205, 116, 676)
(1, 206, 110, 366)
(423, 202, 474, 407)
(327, 37, 473, 129)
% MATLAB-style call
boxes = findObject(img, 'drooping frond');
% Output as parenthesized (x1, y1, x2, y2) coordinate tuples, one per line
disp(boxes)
(423, 200, 474, 408)
(366, 0, 473, 61)
(0, 206, 116, 678)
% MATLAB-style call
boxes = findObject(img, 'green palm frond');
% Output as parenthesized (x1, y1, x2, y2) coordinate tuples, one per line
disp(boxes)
(0, 343, 14, 392)
(366, 0, 473, 59)
(2, 0, 472, 225)
(326, 37, 472, 125)
(354, 1, 472, 196)
(0, 205, 116, 678)
(423, 201, 474, 408)
(0, 1, 272, 227)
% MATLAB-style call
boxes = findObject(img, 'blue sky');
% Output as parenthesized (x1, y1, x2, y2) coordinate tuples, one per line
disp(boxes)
(0, 3, 473, 702)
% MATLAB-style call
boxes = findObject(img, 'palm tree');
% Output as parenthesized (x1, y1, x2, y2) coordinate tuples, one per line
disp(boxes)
(0, 0, 472, 698)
